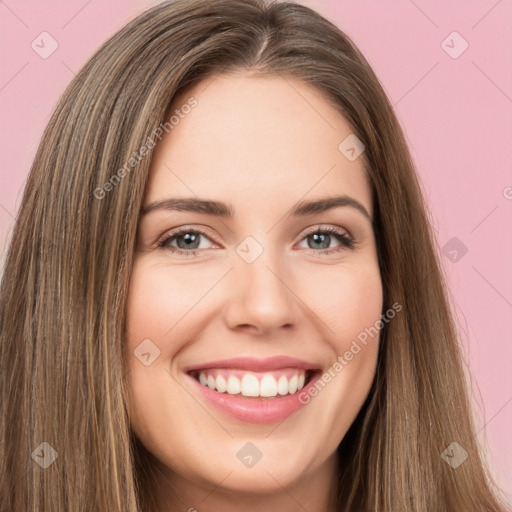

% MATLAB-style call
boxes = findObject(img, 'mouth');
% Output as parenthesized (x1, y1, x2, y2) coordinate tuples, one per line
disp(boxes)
(182, 356, 323, 423)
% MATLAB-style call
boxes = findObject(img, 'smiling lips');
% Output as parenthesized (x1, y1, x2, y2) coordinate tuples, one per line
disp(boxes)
(184, 356, 322, 423)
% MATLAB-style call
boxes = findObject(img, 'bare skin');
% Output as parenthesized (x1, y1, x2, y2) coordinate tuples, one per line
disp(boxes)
(125, 72, 383, 512)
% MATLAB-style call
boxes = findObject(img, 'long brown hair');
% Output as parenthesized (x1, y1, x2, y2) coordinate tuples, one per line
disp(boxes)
(0, 0, 508, 510)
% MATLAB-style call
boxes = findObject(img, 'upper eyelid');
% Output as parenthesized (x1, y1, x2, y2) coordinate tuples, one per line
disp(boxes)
(301, 224, 352, 239)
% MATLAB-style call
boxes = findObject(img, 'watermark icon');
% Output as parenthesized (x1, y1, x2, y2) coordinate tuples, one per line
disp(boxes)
(236, 236, 264, 263)
(93, 97, 198, 200)
(31, 441, 58, 469)
(338, 134, 365, 162)
(133, 338, 161, 366)
(442, 236, 468, 263)
(236, 442, 262, 468)
(298, 302, 402, 404)
(31, 32, 59, 59)
(441, 441, 468, 469)
(441, 31, 469, 59)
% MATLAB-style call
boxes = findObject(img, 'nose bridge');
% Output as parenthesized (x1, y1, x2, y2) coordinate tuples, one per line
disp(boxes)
(224, 237, 299, 333)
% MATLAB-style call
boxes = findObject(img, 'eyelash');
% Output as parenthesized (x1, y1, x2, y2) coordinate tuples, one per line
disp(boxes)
(156, 225, 356, 257)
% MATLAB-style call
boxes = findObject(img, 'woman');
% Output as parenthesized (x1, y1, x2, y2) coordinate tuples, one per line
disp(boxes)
(0, 0, 508, 510)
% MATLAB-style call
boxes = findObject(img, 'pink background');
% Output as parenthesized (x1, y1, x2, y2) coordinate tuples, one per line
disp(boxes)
(1, 0, 511, 498)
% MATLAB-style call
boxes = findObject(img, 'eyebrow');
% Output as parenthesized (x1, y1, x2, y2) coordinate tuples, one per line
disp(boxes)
(141, 195, 372, 222)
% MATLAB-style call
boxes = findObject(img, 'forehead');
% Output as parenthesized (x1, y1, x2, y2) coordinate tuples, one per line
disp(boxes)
(145, 73, 372, 218)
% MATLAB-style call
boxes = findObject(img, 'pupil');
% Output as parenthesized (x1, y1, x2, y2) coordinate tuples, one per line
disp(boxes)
(310, 233, 329, 250)
(178, 233, 199, 250)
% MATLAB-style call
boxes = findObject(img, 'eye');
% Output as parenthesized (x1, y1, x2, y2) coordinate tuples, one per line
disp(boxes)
(296, 226, 355, 255)
(157, 227, 217, 256)
(157, 225, 356, 257)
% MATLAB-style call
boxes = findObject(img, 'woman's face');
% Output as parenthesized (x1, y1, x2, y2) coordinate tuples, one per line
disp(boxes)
(125, 72, 382, 503)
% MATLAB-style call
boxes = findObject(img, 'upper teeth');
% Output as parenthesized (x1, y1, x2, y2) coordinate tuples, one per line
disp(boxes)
(197, 370, 307, 397)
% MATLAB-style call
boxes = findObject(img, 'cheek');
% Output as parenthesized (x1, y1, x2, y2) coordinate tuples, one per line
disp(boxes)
(123, 259, 228, 438)
(124, 263, 177, 432)
(124, 260, 211, 354)
(299, 261, 383, 347)
(297, 263, 382, 424)
(336, 269, 383, 353)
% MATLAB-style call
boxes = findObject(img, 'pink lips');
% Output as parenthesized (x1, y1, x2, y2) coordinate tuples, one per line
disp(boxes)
(183, 356, 322, 424)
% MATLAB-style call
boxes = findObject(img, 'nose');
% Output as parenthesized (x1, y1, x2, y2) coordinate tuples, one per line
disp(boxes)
(223, 249, 301, 336)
